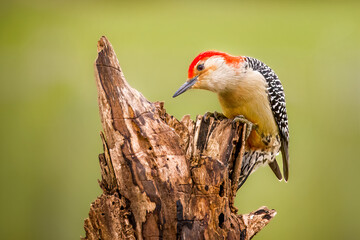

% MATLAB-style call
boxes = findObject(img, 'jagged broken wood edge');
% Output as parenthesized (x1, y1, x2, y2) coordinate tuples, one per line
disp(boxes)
(82, 36, 276, 240)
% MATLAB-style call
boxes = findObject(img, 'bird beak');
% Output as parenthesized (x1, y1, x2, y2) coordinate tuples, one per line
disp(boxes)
(172, 76, 199, 98)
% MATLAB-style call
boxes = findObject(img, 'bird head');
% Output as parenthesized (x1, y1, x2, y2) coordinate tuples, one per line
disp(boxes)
(173, 50, 246, 97)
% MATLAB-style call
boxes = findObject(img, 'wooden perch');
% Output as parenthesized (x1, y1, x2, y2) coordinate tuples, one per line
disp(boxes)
(83, 36, 276, 240)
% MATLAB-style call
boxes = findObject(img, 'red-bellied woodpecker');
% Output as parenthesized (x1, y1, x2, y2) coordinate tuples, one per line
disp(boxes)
(173, 51, 289, 188)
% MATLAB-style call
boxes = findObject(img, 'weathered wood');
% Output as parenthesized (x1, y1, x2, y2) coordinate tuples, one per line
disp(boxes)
(83, 36, 276, 240)
(229, 123, 247, 214)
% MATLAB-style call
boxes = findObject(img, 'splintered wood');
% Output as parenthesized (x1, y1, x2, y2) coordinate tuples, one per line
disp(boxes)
(83, 36, 276, 240)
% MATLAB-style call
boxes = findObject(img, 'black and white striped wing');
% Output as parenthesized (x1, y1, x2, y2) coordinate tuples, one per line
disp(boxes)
(245, 56, 290, 180)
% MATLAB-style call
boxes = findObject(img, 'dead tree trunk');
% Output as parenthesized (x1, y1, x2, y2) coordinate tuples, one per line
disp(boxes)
(83, 36, 276, 240)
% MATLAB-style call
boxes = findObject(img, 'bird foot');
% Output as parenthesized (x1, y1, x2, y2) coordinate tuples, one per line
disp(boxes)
(204, 111, 227, 121)
(232, 115, 258, 140)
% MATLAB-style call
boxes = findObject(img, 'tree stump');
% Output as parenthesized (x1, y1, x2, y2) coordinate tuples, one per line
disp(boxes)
(83, 36, 276, 240)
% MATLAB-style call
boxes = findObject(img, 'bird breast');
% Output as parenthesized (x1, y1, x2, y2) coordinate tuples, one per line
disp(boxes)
(217, 70, 279, 149)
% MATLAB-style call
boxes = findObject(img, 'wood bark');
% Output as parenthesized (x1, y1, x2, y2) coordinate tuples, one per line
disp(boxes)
(83, 36, 276, 240)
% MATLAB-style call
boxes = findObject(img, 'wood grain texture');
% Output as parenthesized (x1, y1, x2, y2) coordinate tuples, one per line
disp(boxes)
(83, 36, 276, 240)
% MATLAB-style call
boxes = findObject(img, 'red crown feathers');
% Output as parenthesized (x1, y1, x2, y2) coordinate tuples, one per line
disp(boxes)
(188, 51, 244, 78)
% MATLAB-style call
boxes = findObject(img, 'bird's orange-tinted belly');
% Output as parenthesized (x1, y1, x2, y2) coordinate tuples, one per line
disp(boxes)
(218, 94, 279, 150)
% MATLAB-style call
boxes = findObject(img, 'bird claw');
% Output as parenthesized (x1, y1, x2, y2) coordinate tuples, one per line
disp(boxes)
(232, 115, 257, 140)
(214, 111, 227, 120)
(204, 111, 213, 120)
(204, 111, 227, 121)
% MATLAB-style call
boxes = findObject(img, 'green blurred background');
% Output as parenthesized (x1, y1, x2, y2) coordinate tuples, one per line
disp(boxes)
(1, 0, 359, 239)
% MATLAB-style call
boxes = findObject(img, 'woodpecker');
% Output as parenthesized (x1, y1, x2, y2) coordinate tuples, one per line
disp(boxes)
(173, 51, 289, 188)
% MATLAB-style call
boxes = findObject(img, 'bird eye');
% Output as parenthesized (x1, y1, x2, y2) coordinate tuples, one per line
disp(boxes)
(197, 64, 205, 71)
